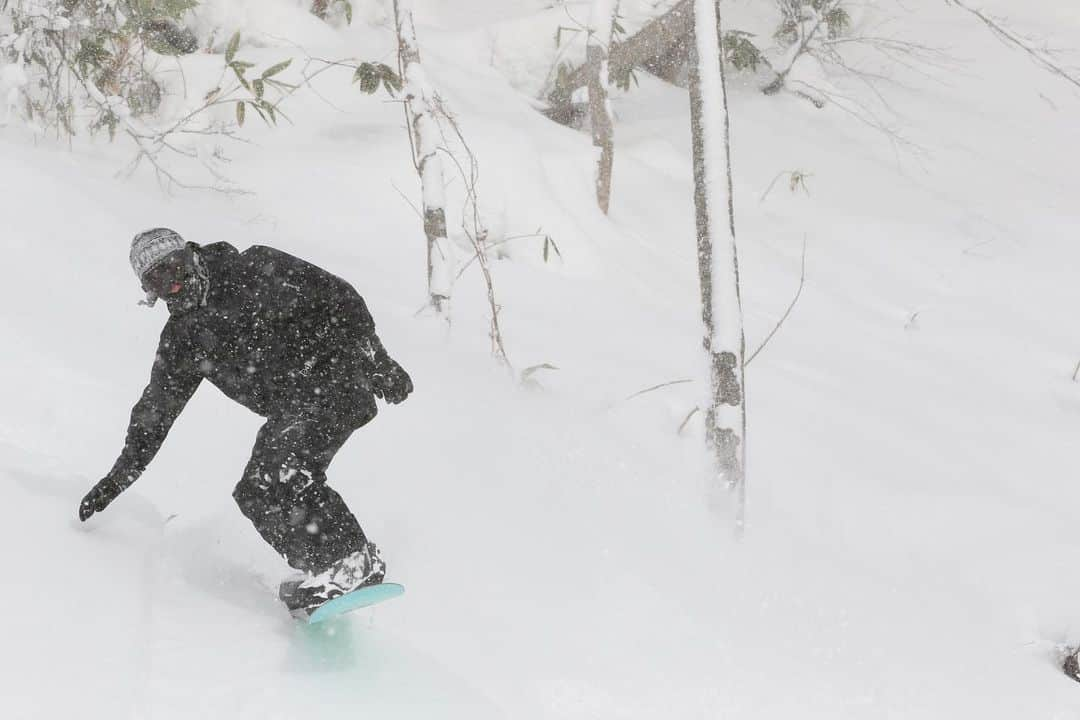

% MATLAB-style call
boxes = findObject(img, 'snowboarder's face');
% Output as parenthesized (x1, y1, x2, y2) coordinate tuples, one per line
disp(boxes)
(140, 246, 207, 316)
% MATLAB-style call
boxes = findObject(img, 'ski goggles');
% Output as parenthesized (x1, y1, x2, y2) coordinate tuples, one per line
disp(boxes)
(140, 250, 190, 298)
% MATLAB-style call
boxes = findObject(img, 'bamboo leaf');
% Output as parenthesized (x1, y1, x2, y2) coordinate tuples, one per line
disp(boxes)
(236, 101, 245, 126)
(353, 62, 375, 84)
(253, 78, 264, 99)
(343, 1, 353, 25)
(543, 235, 562, 262)
(261, 59, 292, 79)
(353, 63, 380, 94)
(232, 66, 251, 91)
(380, 65, 403, 93)
(522, 363, 559, 381)
(225, 31, 240, 64)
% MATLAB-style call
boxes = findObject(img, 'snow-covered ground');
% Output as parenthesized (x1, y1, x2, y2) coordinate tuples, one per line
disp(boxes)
(3, 1, 1080, 718)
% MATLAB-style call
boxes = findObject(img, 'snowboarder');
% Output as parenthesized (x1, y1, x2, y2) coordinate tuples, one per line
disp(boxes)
(78, 228, 413, 614)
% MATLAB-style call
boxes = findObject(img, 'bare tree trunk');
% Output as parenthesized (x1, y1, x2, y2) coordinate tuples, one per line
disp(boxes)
(393, 0, 452, 312)
(688, 0, 746, 525)
(586, 0, 619, 214)
(547, 0, 691, 124)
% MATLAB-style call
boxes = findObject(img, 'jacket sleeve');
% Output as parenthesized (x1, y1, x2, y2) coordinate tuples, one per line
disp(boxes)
(326, 283, 394, 374)
(324, 277, 378, 346)
(297, 261, 392, 371)
(107, 327, 202, 486)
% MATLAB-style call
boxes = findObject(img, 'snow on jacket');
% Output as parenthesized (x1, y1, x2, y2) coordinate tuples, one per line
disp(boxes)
(109, 242, 385, 481)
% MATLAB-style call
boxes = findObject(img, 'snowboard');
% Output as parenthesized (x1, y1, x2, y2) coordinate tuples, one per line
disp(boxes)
(283, 582, 405, 624)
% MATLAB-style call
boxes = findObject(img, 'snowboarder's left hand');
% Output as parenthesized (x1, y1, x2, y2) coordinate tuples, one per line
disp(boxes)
(369, 358, 413, 405)
(78, 475, 128, 521)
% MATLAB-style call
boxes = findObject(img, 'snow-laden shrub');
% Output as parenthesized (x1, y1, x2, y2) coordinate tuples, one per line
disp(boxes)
(0, 1, 305, 191)
(0, 0, 198, 134)
(775, 0, 851, 46)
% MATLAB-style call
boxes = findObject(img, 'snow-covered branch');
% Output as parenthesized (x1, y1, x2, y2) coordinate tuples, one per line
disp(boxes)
(394, 0, 454, 313)
(586, 0, 620, 214)
(689, 0, 747, 526)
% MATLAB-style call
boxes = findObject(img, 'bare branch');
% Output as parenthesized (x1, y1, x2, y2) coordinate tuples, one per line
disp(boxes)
(623, 378, 694, 402)
(759, 169, 812, 203)
(430, 95, 512, 367)
(390, 181, 425, 221)
(946, 0, 1080, 92)
(745, 237, 806, 367)
(676, 406, 700, 436)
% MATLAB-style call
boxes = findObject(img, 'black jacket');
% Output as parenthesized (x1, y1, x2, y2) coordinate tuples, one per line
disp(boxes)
(109, 242, 387, 481)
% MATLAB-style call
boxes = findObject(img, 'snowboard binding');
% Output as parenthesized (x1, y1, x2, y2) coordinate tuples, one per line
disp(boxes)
(279, 542, 387, 619)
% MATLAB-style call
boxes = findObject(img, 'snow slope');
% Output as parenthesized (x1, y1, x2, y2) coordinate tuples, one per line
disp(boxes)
(2, 1, 1080, 718)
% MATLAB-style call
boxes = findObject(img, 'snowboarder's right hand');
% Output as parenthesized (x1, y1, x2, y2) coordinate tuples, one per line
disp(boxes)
(368, 357, 413, 405)
(78, 475, 128, 521)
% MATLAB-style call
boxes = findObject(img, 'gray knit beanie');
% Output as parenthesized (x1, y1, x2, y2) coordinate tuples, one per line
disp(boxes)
(130, 228, 186, 278)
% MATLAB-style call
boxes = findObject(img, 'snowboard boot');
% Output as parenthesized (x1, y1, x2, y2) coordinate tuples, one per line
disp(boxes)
(279, 542, 386, 616)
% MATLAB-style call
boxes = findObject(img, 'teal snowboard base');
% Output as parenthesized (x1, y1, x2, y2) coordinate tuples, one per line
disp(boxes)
(301, 582, 405, 624)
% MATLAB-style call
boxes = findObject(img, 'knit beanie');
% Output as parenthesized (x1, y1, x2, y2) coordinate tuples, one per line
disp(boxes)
(130, 228, 186, 279)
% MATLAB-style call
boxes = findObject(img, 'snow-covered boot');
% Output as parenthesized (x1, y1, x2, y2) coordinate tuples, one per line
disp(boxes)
(279, 543, 386, 615)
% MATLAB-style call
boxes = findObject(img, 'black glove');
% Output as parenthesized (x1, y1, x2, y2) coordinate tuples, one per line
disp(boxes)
(78, 474, 130, 521)
(368, 357, 413, 404)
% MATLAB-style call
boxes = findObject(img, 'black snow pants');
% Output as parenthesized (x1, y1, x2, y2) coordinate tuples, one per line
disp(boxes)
(232, 410, 369, 573)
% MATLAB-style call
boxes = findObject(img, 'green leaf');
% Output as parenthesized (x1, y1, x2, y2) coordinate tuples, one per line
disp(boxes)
(343, 1, 353, 25)
(236, 101, 245, 126)
(74, 38, 112, 76)
(233, 67, 251, 91)
(225, 31, 240, 64)
(353, 62, 374, 83)
(380, 65, 402, 93)
(354, 63, 380, 94)
(261, 59, 292, 79)
(253, 78, 264, 99)
(203, 86, 221, 103)
(351, 61, 401, 95)
(825, 7, 851, 38)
